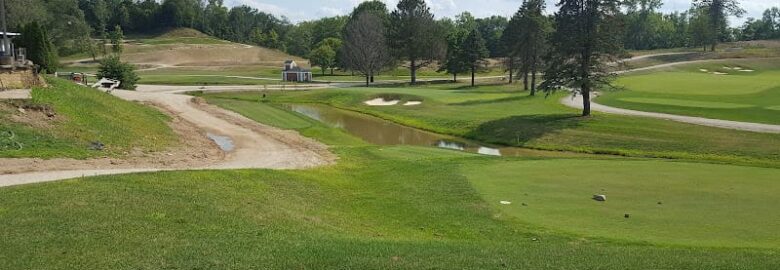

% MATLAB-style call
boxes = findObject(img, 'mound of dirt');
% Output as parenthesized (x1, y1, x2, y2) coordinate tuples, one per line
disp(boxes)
(123, 43, 306, 67)
(156, 28, 211, 38)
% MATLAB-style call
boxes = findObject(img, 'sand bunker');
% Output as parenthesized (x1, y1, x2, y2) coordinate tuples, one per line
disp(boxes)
(712, 72, 729, 75)
(739, 69, 755, 72)
(733, 67, 743, 70)
(699, 69, 709, 72)
(403, 101, 422, 106)
(364, 98, 400, 106)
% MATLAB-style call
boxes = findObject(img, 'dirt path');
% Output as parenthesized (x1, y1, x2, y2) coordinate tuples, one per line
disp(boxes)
(0, 87, 335, 187)
(561, 93, 780, 134)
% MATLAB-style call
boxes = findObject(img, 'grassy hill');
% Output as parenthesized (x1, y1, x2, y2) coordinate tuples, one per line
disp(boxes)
(0, 78, 176, 159)
(60, 28, 307, 85)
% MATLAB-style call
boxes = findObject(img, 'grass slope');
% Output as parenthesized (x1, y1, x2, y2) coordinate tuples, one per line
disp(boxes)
(206, 84, 780, 167)
(1, 100, 779, 268)
(600, 59, 780, 124)
(0, 78, 176, 159)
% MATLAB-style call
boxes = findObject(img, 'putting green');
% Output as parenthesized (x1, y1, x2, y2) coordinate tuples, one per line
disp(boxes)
(618, 97, 754, 109)
(615, 71, 779, 95)
(465, 159, 780, 249)
(600, 60, 780, 124)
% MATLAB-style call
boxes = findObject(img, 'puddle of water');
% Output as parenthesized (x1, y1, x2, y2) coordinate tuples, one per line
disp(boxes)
(207, 133, 235, 151)
(286, 104, 534, 157)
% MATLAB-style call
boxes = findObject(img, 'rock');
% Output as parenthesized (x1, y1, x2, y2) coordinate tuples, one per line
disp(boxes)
(89, 141, 105, 151)
(593, 194, 607, 202)
(17, 107, 26, 114)
(500, 201, 512, 205)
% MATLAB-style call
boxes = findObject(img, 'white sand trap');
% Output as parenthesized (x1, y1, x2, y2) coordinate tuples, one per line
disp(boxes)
(739, 69, 755, 72)
(723, 66, 732, 69)
(733, 67, 743, 70)
(712, 72, 729, 75)
(403, 101, 422, 106)
(699, 69, 709, 72)
(364, 98, 400, 106)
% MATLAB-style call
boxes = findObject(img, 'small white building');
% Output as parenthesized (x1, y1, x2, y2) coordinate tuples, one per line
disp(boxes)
(281, 60, 312, 82)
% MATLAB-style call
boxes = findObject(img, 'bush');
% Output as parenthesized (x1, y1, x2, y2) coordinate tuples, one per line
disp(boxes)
(14, 21, 59, 74)
(97, 55, 139, 90)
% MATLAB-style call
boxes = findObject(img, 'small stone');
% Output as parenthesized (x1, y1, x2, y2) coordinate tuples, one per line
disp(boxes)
(593, 194, 607, 202)
(17, 107, 26, 114)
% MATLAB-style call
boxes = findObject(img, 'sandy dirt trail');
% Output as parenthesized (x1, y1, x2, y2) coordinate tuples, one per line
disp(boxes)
(561, 93, 780, 134)
(0, 87, 335, 187)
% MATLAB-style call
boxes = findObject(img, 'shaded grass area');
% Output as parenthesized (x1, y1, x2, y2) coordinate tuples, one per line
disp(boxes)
(0, 78, 176, 159)
(206, 85, 780, 167)
(601, 59, 780, 125)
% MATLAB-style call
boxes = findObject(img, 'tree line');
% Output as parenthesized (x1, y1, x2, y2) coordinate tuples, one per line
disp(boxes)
(7, 0, 777, 61)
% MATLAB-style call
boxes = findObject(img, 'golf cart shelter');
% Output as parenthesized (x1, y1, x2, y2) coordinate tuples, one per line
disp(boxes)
(281, 60, 312, 82)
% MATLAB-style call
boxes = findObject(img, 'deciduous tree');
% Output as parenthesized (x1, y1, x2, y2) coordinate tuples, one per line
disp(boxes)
(342, 12, 394, 86)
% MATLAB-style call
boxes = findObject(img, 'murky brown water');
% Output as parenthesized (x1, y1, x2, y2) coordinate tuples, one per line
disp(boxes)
(286, 104, 552, 157)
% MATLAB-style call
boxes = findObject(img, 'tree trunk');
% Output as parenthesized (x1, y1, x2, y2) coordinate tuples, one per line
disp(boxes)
(365, 75, 370, 87)
(410, 59, 417, 84)
(330, 67, 334, 75)
(453, 73, 457, 82)
(530, 59, 537, 96)
(523, 71, 528, 91)
(581, 86, 591, 117)
(508, 60, 514, 83)
(471, 66, 475, 87)
(710, 43, 716, 52)
(322, 67, 326, 76)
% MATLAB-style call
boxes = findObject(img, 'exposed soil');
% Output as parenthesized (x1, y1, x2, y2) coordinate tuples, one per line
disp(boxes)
(0, 86, 335, 186)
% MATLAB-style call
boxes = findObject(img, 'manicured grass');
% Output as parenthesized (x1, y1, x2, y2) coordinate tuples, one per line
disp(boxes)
(464, 159, 780, 249)
(3, 92, 779, 268)
(206, 84, 780, 167)
(0, 78, 176, 159)
(600, 59, 780, 125)
(1, 149, 778, 268)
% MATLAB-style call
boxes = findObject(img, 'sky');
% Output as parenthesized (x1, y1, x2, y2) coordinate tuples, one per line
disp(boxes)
(224, 0, 780, 26)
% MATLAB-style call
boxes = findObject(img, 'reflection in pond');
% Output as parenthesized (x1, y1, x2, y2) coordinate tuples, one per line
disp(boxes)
(286, 104, 528, 157)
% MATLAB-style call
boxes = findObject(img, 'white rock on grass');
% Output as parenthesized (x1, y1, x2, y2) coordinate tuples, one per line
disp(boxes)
(403, 101, 422, 106)
(364, 98, 400, 106)
(593, 195, 607, 202)
(500, 201, 512, 205)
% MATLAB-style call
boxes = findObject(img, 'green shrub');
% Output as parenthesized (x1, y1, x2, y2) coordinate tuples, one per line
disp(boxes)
(97, 55, 139, 90)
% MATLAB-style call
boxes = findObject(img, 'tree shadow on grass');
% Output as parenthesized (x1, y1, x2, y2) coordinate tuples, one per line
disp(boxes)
(466, 114, 583, 145)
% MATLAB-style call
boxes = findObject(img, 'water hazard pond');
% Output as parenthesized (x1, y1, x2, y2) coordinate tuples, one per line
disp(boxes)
(285, 104, 544, 157)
